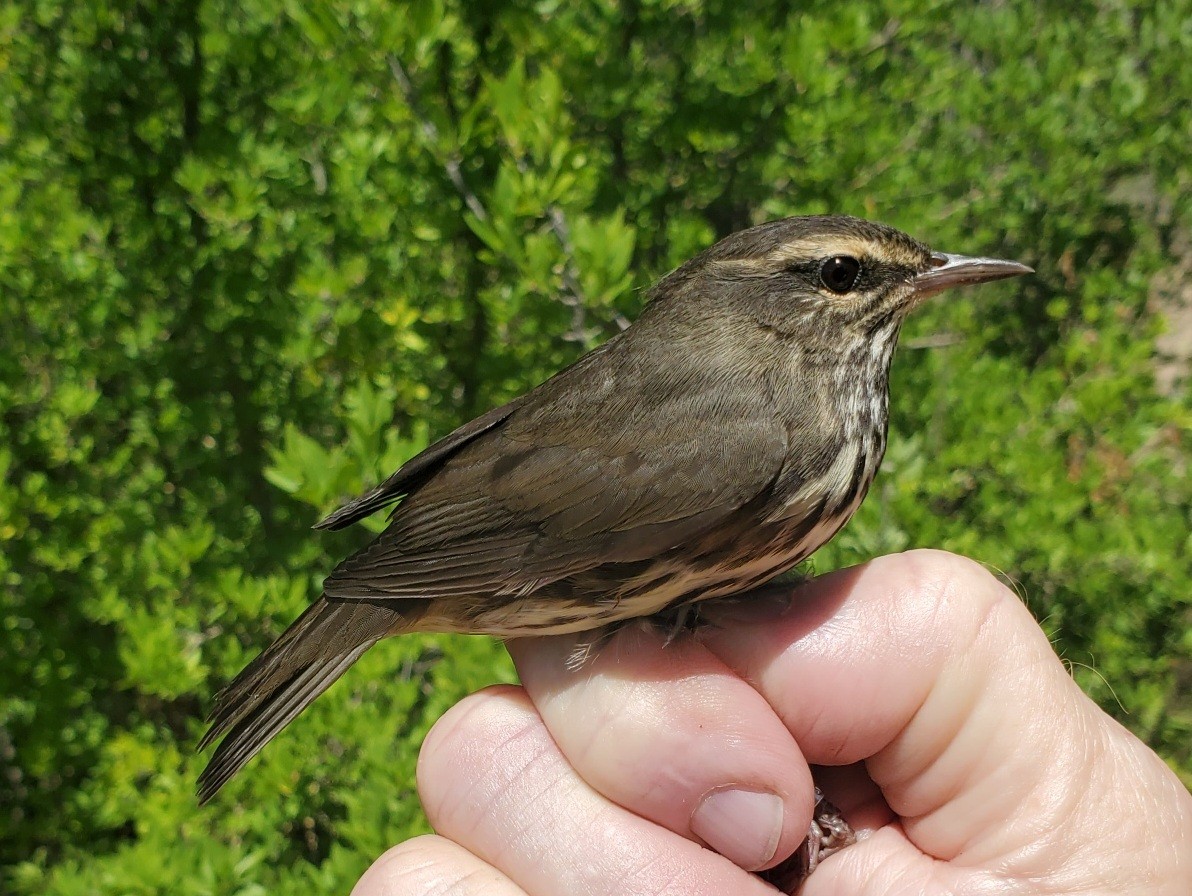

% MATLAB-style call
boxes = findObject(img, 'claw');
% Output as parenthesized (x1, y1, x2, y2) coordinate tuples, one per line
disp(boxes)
(760, 787, 856, 892)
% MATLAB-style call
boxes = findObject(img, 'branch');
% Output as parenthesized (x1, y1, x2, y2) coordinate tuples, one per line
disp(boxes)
(387, 55, 630, 340)
(545, 205, 592, 341)
(386, 55, 488, 223)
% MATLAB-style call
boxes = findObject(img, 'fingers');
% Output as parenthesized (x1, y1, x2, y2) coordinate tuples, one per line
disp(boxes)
(700, 549, 1192, 889)
(508, 624, 813, 872)
(360, 549, 1192, 895)
(701, 549, 1064, 859)
(414, 685, 777, 896)
(701, 549, 1013, 769)
(351, 835, 526, 896)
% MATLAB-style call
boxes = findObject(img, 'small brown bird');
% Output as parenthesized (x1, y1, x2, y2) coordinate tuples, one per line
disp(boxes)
(197, 215, 1031, 802)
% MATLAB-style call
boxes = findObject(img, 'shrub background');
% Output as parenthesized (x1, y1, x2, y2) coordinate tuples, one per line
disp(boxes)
(2, 1, 1190, 892)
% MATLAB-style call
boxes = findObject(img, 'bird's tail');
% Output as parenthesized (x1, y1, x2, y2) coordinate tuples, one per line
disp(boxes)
(197, 597, 407, 804)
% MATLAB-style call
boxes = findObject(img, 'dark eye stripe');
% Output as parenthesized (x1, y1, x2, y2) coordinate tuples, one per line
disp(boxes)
(782, 259, 821, 278)
(780, 258, 910, 296)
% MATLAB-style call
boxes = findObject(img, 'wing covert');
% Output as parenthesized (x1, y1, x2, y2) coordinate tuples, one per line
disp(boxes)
(322, 380, 787, 602)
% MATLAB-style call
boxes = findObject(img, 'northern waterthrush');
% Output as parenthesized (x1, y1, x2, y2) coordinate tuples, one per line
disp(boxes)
(198, 214, 1031, 801)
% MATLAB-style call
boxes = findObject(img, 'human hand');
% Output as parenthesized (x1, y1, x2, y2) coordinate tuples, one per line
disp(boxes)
(353, 550, 1192, 894)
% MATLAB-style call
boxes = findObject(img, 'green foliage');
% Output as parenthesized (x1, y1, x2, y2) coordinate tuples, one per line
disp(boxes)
(1, 0, 1189, 891)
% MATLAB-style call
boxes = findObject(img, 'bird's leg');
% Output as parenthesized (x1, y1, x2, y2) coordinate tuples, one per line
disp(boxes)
(805, 787, 855, 865)
(634, 600, 715, 644)
(659, 602, 701, 645)
(565, 602, 709, 669)
(759, 787, 855, 892)
(565, 568, 814, 667)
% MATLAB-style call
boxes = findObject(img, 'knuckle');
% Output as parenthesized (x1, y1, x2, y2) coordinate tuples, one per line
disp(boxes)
(874, 548, 1014, 657)
(888, 548, 1000, 600)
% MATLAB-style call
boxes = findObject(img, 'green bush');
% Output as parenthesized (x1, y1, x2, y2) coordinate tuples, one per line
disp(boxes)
(2, 0, 1188, 891)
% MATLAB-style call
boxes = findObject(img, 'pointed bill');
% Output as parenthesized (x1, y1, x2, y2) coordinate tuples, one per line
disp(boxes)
(914, 252, 1033, 299)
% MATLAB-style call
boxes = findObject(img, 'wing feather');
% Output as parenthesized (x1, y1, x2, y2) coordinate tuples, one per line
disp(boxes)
(323, 341, 790, 603)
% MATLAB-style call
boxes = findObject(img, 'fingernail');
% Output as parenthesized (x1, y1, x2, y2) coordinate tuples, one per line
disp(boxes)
(691, 786, 784, 872)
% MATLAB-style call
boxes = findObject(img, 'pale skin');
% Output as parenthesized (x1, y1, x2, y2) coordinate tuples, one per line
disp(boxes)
(352, 550, 1192, 895)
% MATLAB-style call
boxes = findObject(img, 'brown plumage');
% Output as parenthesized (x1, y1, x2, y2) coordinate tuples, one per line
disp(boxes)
(197, 215, 1030, 802)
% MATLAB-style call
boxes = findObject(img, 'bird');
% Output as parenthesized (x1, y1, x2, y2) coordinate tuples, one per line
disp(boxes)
(197, 214, 1031, 802)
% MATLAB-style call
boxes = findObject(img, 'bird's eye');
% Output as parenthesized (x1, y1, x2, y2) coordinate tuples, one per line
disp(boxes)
(819, 256, 862, 293)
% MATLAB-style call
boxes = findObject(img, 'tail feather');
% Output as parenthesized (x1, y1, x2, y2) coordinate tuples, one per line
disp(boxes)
(197, 643, 373, 803)
(197, 597, 407, 804)
(199, 598, 366, 749)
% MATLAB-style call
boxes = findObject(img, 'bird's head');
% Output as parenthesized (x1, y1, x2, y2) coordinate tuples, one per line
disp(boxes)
(652, 215, 1031, 359)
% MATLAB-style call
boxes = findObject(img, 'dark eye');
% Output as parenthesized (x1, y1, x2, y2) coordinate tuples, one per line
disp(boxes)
(819, 256, 862, 293)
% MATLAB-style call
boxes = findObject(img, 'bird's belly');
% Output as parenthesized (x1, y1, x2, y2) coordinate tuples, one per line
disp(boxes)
(448, 441, 881, 639)
(454, 516, 842, 638)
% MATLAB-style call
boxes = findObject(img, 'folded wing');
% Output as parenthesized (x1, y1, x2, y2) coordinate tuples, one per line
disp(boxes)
(322, 368, 788, 604)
